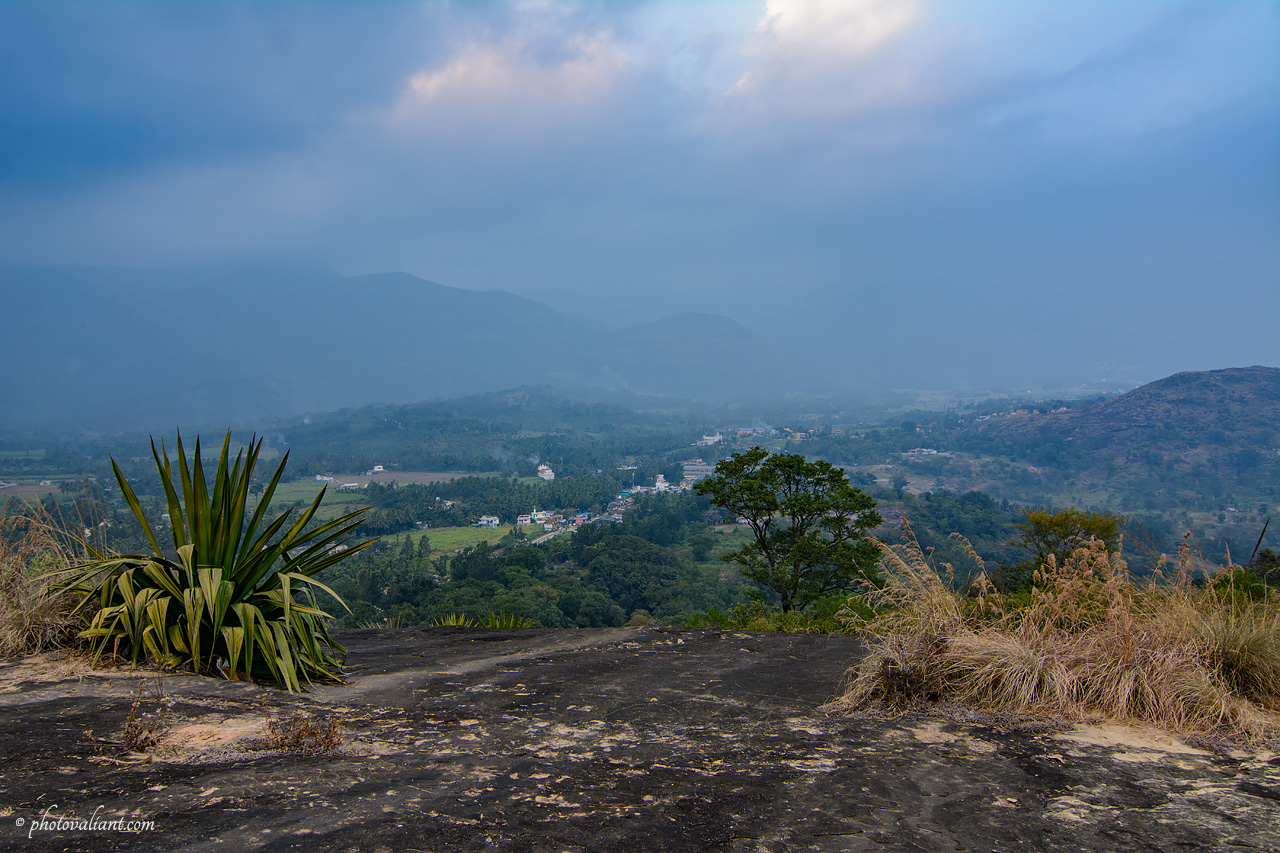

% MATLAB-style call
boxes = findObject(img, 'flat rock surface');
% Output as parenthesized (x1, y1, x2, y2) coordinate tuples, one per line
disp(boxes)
(2, 627, 1279, 852)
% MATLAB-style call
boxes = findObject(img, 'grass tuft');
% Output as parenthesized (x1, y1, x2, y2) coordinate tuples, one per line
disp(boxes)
(264, 710, 343, 755)
(0, 501, 85, 656)
(824, 522, 1280, 744)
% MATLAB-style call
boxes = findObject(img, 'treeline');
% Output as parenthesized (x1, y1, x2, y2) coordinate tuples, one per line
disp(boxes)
(274, 387, 710, 476)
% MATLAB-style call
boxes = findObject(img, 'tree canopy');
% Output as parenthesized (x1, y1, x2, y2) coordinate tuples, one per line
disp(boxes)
(695, 448, 882, 612)
(1010, 507, 1123, 566)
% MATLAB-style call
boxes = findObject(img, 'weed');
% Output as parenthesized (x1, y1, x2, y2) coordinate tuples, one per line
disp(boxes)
(122, 678, 171, 753)
(429, 613, 479, 627)
(264, 710, 343, 755)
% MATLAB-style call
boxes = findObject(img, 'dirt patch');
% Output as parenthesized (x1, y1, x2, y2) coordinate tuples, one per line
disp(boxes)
(0, 483, 58, 496)
(1055, 723, 1212, 756)
(162, 716, 269, 755)
(0, 650, 99, 691)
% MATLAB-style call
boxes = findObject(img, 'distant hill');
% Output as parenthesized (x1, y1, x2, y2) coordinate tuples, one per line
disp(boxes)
(976, 366, 1279, 446)
(0, 265, 810, 429)
(972, 366, 1279, 510)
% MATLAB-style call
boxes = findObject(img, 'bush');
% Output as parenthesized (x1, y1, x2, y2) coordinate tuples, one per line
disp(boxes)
(52, 432, 373, 692)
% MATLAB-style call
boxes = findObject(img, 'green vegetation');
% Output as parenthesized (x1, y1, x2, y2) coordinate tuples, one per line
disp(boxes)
(382, 525, 525, 555)
(696, 448, 882, 612)
(324, 491, 744, 629)
(996, 507, 1122, 592)
(359, 473, 625, 535)
(263, 480, 368, 520)
(53, 432, 372, 692)
(685, 596, 855, 634)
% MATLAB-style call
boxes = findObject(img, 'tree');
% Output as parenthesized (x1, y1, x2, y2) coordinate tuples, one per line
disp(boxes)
(1009, 507, 1122, 566)
(998, 507, 1123, 592)
(695, 448, 882, 612)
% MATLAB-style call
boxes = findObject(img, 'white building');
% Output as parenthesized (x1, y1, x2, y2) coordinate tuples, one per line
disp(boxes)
(537, 464, 555, 480)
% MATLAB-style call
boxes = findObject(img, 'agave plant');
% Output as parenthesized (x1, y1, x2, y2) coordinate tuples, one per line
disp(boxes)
(52, 431, 373, 692)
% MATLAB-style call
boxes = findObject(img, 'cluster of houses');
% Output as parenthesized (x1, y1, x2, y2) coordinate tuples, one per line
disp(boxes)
(510, 508, 592, 530)
(477, 466, 711, 534)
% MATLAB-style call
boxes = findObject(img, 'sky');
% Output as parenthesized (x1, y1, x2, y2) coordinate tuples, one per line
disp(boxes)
(2, 0, 1277, 388)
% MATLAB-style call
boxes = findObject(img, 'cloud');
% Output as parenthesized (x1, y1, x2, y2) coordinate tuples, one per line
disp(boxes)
(751, 0, 921, 65)
(0, 0, 1275, 373)
(403, 33, 626, 109)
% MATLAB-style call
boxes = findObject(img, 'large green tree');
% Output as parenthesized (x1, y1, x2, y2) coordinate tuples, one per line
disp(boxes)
(695, 448, 882, 612)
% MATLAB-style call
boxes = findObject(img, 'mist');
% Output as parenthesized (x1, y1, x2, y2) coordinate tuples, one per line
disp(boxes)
(2, 1, 1276, 430)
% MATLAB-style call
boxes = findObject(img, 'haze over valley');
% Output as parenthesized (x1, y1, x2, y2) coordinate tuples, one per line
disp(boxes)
(1, 1, 1276, 433)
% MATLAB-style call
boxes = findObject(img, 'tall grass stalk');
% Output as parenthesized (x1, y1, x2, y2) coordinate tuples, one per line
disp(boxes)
(0, 499, 86, 655)
(825, 522, 1280, 743)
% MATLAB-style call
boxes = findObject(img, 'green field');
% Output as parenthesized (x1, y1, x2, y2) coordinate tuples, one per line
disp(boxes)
(377, 524, 543, 554)
(0, 449, 47, 460)
(261, 479, 369, 521)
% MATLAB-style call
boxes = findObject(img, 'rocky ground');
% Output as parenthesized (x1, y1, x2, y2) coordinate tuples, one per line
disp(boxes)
(2, 627, 1279, 852)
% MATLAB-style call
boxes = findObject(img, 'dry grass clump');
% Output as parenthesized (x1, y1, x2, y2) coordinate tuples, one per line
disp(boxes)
(0, 501, 86, 656)
(263, 710, 343, 754)
(122, 679, 172, 753)
(824, 522, 1280, 744)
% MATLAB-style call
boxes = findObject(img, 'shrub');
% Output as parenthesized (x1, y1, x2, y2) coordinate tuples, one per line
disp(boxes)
(685, 595, 852, 633)
(52, 432, 373, 692)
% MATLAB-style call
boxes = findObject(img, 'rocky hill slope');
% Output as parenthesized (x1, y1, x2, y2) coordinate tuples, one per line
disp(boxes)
(972, 366, 1279, 511)
(3, 627, 1279, 851)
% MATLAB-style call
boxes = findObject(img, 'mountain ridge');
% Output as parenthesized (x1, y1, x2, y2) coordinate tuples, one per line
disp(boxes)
(1, 265, 810, 429)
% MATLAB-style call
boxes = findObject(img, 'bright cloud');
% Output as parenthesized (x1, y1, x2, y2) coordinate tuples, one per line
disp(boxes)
(394, 29, 629, 128)
(753, 0, 922, 64)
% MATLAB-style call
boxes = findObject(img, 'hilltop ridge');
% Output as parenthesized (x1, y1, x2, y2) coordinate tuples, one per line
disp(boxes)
(0, 265, 809, 429)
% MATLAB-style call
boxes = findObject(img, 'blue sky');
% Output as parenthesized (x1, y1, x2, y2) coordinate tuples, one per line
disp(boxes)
(2, 1, 1276, 386)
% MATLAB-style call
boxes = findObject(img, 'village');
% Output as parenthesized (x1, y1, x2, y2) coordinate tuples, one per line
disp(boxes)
(475, 458, 722, 544)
